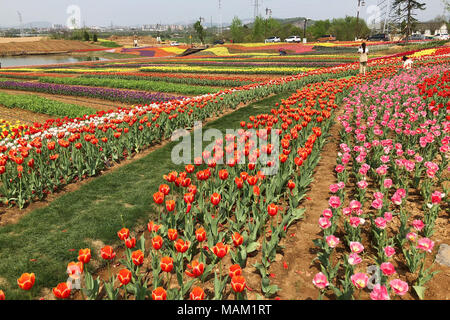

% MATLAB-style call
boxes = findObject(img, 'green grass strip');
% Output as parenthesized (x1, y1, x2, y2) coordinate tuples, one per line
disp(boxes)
(0, 91, 97, 118)
(38, 76, 225, 95)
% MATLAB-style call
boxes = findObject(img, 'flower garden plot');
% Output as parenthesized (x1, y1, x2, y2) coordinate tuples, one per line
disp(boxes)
(0, 46, 448, 301)
(311, 64, 449, 300)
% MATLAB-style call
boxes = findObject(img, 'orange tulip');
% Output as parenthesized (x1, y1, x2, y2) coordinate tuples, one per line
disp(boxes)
(117, 228, 130, 240)
(17, 273, 35, 291)
(77, 248, 91, 264)
(152, 235, 163, 250)
(153, 191, 164, 204)
(212, 242, 229, 259)
(231, 275, 246, 293)
(0, 290, 5, 300)
(267, 203, 278, 216)
(67, 262, 83, 278)
(117, 269, 132, 286)
(185, 261, 205, 278)
(190, 287, 205, 300)
(160, 256, 174, 273)
(195, 227, 206, 242)
(229, 264, 242, 278)
(131, 250, 144, 266)
(174, 239, 190, 253)
(168, 229, 178, 241)
(152, 287, 167, 300)
(100, 245, 116, 260)
(52, 282, 71, 299)
(210, 193, 221, 206)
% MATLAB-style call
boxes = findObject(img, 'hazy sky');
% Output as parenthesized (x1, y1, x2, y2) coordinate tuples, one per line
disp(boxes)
(0, 0, 446, 27)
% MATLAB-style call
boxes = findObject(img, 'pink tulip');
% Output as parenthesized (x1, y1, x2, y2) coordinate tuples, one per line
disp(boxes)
(384, 246, 396, 257)
(370, 284, 390, 300)
(349, 217, 361, 228)
(348, 253, 362, 265)
(383, 179, 393, 189)
(384, 211, 393, 221)
(416, 238, 435, 253)
(349, 200, 361, 211)
(389, 279, 409, 296)
(349, 241, 364, 254)
(412, 220, 425, 231)
(380, 262, 396, 276)
(357, 180, 368, 189)
(329, 184, 339, 193)
(371, 199, 383, 210)
(318, 217, 331, 229)
(406, 232, 417, 242)
(312, 272, 329, 289)
(374, 217, 387, 229)
(328, 196, 341, 209)
(351, 273, 369, 289)
(322, 209, 333, 219)
(431, 191, 444, 204)
(326, 235, 340, 248)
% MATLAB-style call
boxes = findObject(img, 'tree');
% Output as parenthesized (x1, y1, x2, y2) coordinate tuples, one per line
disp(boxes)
(93, 33, 98, 42)
(230, 16, 244, 43)
(193, 20, 206, 44)
(252, 16, 265, 42)
(392, 0, 426, 40)
(83, 30, 90, 41)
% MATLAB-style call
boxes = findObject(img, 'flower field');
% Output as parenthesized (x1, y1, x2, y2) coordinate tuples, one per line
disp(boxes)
(0, 42, 448, 301)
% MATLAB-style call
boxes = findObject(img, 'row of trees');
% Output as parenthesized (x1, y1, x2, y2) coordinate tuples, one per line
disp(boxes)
(226, 16, 370, 43)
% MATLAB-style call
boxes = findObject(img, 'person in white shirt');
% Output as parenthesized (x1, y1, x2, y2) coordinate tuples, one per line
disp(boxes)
(358, 42, 369, 75)
(402, 56, 413, 69)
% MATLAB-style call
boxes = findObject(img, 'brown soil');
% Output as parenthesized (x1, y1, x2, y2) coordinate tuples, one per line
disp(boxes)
(0, 38, 106, 56)
(0, 105, 52, 125)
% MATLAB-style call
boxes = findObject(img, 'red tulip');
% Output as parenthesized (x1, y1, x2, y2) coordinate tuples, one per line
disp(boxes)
(212, 242, 229, 259)
(231, 275, 246, 293)
(152, 287, 167, 300)
(160, 256, 174, 273)
(229, 264, 242, 278)
(165, 199, 176, 212)
(235, 177, 244, 189)
(232, 232, 244, 247)
(53, 282, 71, 299)
(131, 249, 144, 266)
(77, 248, 91, 264)
(117, 228, 130, 240)
(125, 237, 136, 249)
(185, 261, 205, 278)
(152, 235, 163, 250)
(159, 184, 170, 196)
(268, 203, 278, 216)
(211, 193, 221, 206)
(117, 269, 132, 286)
(175, 239, 190, 253)
(190, 287, 205, 300)
(195, 227, 207, 242)
(168, 228, 178, 241)
(100, 246, 116, 260)
(218, 169, 229, 180)
(17, 273, 35, 291)
(153, 191, 164, 204)
(0, 290, 5, 300)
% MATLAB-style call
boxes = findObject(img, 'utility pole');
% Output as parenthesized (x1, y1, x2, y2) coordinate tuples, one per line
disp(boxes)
(218, 0, 223, 35)
(356, 0, 366, 40)
(254, 0, 260, 21)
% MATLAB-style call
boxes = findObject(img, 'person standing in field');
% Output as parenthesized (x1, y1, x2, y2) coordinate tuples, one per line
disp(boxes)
(403, 56, 413, 69)
(358, 42, 369, 75)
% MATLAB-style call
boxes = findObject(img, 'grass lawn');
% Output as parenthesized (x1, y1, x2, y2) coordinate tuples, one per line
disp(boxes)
(0, 91, 293, 300)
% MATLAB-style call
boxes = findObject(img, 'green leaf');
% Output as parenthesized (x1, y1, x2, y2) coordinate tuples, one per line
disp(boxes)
(246, 241, 260, 253)
(413, 285, 426, 300)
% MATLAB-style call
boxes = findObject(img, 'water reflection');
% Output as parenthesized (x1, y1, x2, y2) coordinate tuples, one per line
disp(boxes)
(0, 55, 108, 68)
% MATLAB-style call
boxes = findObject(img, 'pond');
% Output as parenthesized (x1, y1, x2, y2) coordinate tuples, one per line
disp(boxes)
(0, 54, 108, 68)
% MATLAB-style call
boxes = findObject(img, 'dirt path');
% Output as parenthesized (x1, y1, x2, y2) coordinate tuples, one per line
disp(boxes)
(0, 105, 53, 125)
(270, 112, 343, 300)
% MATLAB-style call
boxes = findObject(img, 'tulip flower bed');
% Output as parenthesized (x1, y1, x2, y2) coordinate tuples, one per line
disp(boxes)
(0, 119, 25, 141)
(0, 64, 361, 209)
(37, 77, 226, 96)
(312, 63, 449, 300)
(139, 65, 316, 75)
(0, 79, 185, 105)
